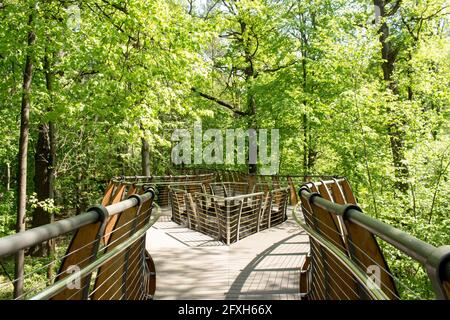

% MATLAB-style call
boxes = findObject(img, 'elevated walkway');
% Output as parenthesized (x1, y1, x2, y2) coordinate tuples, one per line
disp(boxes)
(0, 173, 447, 300)
(146, 206, 309, 299)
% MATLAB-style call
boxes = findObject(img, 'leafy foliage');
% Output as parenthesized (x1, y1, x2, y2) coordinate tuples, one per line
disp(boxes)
(0, 0, 448, 299)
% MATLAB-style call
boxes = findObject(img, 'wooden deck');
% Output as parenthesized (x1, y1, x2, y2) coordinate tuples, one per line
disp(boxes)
(145, 206, 309, 300)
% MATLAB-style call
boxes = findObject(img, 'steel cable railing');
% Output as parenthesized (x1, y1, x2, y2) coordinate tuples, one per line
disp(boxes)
(168, 184, 290, 245)
(110, 174, 215, 207)
(293, 182, 450, 300)
(293, 205, 389, 300)
(0, 188, 159, 300)
(30, 204, 160, 300)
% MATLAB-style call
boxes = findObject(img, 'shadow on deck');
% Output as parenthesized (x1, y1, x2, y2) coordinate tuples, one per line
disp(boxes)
(146, 206, 309, 300)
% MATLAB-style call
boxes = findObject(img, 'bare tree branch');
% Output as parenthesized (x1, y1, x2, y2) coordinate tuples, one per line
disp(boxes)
(401, 16, 418, 41)
(191, 87, 248, 116)
(101, 0, 128, 14)
(187, 0, 193, 15)
(261, 60, 298, 75)
(418, 5, 449, 21)
(87, 2, 138, 42)
(204, 0, 221, 19)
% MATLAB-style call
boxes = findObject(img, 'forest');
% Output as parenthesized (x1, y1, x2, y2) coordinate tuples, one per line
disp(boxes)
(0, 0, 449, 299)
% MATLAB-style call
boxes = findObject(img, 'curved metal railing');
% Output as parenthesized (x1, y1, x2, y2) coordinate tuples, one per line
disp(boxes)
(30, 204, 160, 300)
(0, 188, 159, 300)
(293, 203, 389, 300)
(293, 185, 450, 300)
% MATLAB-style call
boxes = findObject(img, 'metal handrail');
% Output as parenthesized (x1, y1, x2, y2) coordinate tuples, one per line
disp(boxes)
(111, 173, 215, 184)
(194, 191, 265, 202)
(146, 181, 207, 187)
(30, 203, 161, 300)
(298, 187, 450, 299)
(270, 187, 291, 194)
(0, 190, 155, 258)
(292, 204, 389, 300)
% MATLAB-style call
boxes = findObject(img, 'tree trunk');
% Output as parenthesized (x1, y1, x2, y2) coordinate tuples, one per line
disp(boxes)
(49, 122, 56, 200)
(301, 47, 309, 176)
(302, 114, 308, 175)
(30, 54, 56, 257)
(30, 124, 52, 256)
(141, 137, 151, 176)
(247, 94, 257, 175)
(14, 7, 36, 299)
(374, 0, 409, 192)
(6, 162, 10, 191)
(45, 53, 56, 203)
(75, 167, 83, 215)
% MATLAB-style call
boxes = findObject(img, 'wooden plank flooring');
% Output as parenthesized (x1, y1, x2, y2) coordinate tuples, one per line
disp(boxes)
(146, 206, 309, 300)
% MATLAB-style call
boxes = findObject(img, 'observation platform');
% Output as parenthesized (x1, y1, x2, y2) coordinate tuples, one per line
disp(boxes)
(146, 206, 309, 300)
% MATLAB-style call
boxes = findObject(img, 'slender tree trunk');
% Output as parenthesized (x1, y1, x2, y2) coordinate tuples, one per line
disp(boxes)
(141, 137, 151, 176)
(45, 53, 56, 203)
(245, 73, 257, 175)
(6, 162, 10, 191)
(247, 94, 257, 175)
(14, 7, 36, 299)
(4, 162, 11, 239)
(301, 49, 309, 176)
(75, 167, 82, 215)
(47, 120, 56, 284)
(307, 130, 316, 170)
(407, 52, 414, 101)
(302, 114, 309, 174)
(49, 122, 56, 200)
